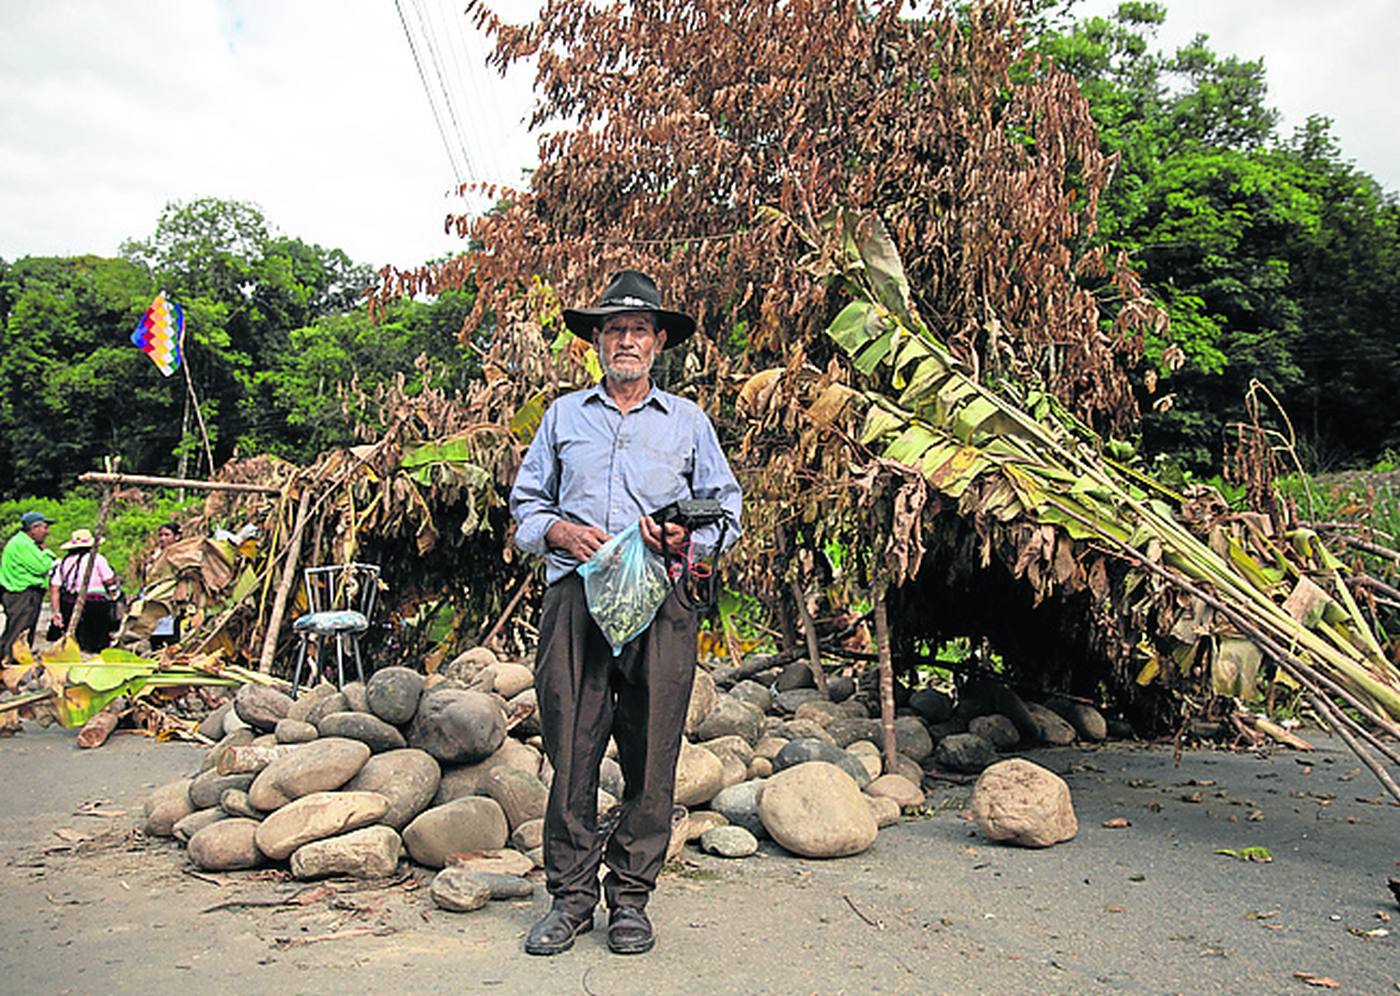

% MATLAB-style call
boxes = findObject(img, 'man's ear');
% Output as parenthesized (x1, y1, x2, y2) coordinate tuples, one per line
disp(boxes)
(656, 329, 668, 351)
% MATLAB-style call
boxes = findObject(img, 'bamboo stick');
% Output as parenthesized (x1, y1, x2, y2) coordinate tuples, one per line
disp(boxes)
(258, 487, 314, 674)
(65, 480, 114, 641)
(78, 472, 281, 494)
(874, 582, 897, 776)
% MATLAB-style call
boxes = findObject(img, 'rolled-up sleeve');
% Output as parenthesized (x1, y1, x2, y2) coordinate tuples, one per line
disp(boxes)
(509, 407, 562, 557)
(689, 410, 743, 555)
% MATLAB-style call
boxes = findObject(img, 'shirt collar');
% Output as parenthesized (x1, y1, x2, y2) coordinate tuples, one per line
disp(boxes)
(584, 380, 671, 414)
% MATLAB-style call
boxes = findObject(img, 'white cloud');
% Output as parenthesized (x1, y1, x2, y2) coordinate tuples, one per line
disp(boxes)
(2, 1, 1393, 272)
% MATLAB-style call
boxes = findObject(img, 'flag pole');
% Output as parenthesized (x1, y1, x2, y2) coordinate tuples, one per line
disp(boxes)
(178, 319, 216, 476)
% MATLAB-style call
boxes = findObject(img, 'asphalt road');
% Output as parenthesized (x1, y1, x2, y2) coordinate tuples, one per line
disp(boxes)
(0, 726, 1395, 994)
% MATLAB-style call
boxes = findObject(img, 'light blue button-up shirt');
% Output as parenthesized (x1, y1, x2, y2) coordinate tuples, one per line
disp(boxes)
(509, 382, 743, 584)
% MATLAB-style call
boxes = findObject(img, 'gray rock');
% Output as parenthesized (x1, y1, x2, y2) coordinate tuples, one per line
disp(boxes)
(709, 779, 768, 839)
(508, 688, 541, 739)
(402, 797, 509, 868)
(684, 667, 719, 736)
(1047, 698, 1107, 742)
(304, 692, 350, 728)
(866, 773, 925, 808)
(510, 818, 544, 852)
(173, 807, 229, 843)
(772, 688, 824, 714)
(233, 683, 294, 731)
(429, 867, 491, 912)
(968, 714, 1020, 750)
(275, 718, 320, 744)
(220, 788, 261, 819)
(247, 737, 372, 810)
(289, 825, 402, 879)
(341, 681, 370, 713)
(408, 688, 506, 764)
(893, 753, 925, 788)
(691, 696, 765, 745)
(728, 680, 772, 711)
(825, 717, 884, 748)
(826, 676, 856, 703)
(143, 778, 195, 837)
(955, 677, 1000, 719)
(434, 739, 540, 804)
(222, 706, 251, 736)
(699, 734, 754, 767)
(673, 739, 725, 807)
(700, 825, 759, 858)
(254, 790, 389, 859)
(909, 688, 954, 724)
(927, 716, 968, 740)
(365, 666, 424, 725)
(187, 818, 264, 871)
(772, 738, 871, 788)
(793, 700, 844, 727)
(893, 716, 934, 761)
(189, 770, 256, 810)
(344, 748, 442, 830)
(1105, 718, 1135, 740)
(483, 767, 548, 831)
(773, 661, 815, 692)
(758, 762, 877, 859)
(453, 870, 534, 899)
(197, 701, 231, 741)
(933, 733, 996, 774)
(971, 758, 1077, 847)
(317, 711, 408, 752)
(598, 755, 625, 799)
(776, 718, 836, 744)
(1024, 702, 1077, 746)
(485, 662, 534, 699)
(286, 682, 338, 723)
(992, 686, 1037, 739)
(438, 646, 499, 685)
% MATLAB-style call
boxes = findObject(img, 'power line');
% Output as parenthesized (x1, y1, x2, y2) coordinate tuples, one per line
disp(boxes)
(393, 0, 466, 185)
(408, 0, 479, 185)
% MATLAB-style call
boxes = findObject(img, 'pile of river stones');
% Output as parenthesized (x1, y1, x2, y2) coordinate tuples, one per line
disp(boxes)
(143, 651, 1109, 913)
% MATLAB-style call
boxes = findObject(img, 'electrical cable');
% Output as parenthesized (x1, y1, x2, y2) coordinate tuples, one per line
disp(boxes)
(408, 0, 480, 185)
(393, 0, 466, 185)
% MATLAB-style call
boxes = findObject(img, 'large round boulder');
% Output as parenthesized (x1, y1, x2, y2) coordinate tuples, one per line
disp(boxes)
(434, 738, 540, 804)
(971, 758, 1078, 847)
(142, 778, 195, 837)
(402, 797, 509, 868)
(408, 688, 506, 764)
(253, 790, 389, 860)
(365, 666, 425, 725)
(247, 737, 372, 811)
(684, 667, 719, 735)
(772, 738, 872, 788)
(289, 825, 402, 879)
(691, 695, 764, 745)
(187, 818, 265, 871)
(758, 762, 878, 859)
(672, 739, 725, 807)
(316, 711, 408, 752)
(344, 748, 442, 830)
(233, 683, 294, 731)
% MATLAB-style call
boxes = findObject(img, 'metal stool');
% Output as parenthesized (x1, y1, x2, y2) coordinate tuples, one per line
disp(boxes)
(289, 563, 381, 698)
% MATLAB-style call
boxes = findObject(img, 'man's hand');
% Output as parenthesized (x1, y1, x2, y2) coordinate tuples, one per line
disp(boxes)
(546, 520, 610, 563)
(640, 515, 689, 556)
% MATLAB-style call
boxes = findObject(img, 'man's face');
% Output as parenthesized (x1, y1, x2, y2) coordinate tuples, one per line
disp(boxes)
(27, 522, 50, 545)
(157, 527, 178, 549)
(597, 313, 665, 383)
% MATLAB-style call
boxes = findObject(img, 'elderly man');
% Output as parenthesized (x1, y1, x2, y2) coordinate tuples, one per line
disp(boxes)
(1, 511, 56, 664)
(510, 270, 742, 956)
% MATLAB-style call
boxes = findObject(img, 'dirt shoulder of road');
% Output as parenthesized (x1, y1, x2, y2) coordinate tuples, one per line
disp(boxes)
(1, 727, 1395, 995)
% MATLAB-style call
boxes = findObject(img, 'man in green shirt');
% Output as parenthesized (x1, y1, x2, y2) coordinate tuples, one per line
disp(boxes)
(1, 511, 56, 665)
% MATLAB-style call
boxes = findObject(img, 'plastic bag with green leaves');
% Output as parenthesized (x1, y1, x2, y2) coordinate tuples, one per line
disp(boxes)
(578, 520, 670, 655)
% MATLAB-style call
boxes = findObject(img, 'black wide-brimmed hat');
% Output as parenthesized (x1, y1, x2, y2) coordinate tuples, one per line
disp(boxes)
(562, 270, 696, 349)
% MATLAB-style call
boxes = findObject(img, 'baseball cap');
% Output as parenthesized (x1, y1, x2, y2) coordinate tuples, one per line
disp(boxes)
(20, 511, 54, 528)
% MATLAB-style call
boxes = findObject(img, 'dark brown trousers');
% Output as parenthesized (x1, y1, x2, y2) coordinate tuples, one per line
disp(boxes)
(1, 587, 42, 665)
(534, 573, 697, 916)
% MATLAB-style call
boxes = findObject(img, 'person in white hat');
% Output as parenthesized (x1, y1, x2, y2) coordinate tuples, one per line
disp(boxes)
(48, 528, 121, 653)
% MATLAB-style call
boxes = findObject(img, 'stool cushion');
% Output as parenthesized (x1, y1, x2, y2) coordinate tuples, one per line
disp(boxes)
(293, 610, 369, 636)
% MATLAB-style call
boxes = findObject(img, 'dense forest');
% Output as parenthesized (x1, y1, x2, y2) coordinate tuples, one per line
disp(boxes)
(1, 1, 1396, 500)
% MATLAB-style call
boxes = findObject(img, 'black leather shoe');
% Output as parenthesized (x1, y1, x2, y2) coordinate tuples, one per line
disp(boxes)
(524, 908, 594, 956)
(606, 907, 655, 954)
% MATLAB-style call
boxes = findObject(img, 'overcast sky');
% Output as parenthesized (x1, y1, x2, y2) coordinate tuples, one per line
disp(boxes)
(1, 0, 1396, 272)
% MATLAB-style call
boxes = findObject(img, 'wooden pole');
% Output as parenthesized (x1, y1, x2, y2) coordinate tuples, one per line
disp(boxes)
(65, 479, 115, 643)
(258, 487, 314, 674)
(874, 580, 897, 776)
(78, 472, 280, 495)
(180, 327, 216, 476)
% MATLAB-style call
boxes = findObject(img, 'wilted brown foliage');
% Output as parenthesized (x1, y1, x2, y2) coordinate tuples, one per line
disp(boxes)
(378, 0, 1155, 433)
